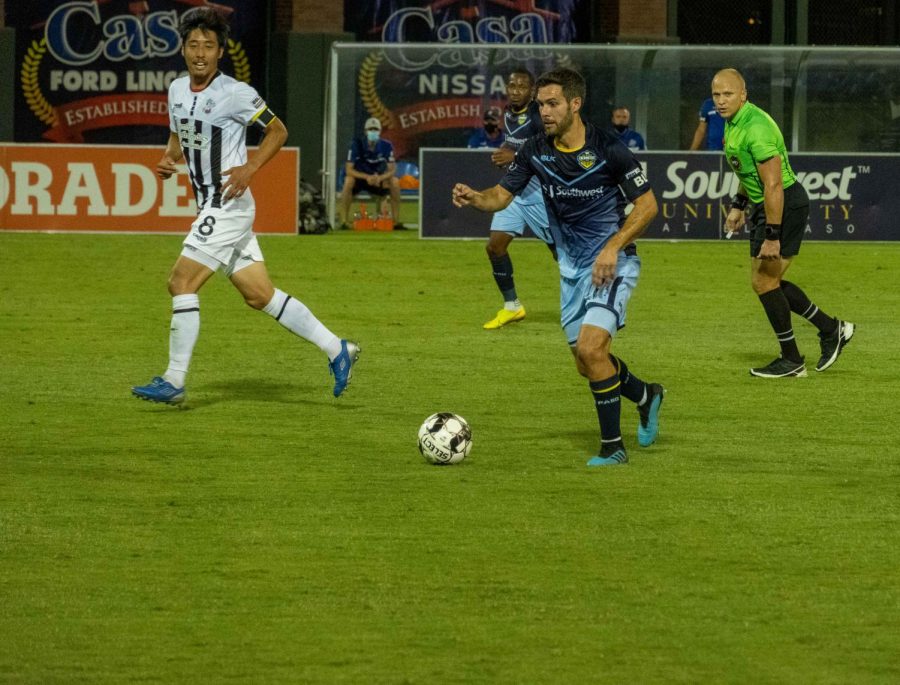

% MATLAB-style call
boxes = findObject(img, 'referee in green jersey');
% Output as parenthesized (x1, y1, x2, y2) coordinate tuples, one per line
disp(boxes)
(713, 68, 855, 378)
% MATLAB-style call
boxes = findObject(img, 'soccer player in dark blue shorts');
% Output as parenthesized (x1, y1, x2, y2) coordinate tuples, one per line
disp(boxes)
(453, 68, 665, 466)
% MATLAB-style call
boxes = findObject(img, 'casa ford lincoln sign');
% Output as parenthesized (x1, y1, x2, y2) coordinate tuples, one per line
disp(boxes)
(0, 144, 298, 233)
(419, 149, 899, 241)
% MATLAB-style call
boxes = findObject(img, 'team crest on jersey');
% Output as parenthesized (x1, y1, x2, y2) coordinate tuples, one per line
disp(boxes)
(202, 98, 216, 114)
(517, 114, 527, 125)
(729, 155, 742, 171)
(577, 150, 597, 170)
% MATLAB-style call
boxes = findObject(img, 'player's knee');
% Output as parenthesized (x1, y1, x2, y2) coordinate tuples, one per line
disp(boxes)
(751, 272, 779, 294)
(167, 273, 186, 296)
(485, 239, 507, 259)
(575, 344, 609, 375)
(243, 291, 269, 310)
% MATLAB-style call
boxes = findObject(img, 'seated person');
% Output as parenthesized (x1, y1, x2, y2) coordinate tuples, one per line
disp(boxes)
(339, 117, 405, 230)
(467, 107, 505, 149)
(611, 105, 646, 151)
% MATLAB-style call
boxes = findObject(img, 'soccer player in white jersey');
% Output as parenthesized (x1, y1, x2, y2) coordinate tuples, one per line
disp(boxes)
(132, 7, 358, 405)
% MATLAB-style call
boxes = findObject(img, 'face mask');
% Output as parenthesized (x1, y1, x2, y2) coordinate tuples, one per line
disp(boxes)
(484, 123, 498, 133)
(366, 130, 380, 142)
(613, 124, 628, 133)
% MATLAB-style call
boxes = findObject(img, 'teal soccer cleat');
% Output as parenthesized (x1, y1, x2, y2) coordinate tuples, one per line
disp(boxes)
(132, 376, 185, 405)
(587, 446, 628, 467)
(329, 340, 360, 397)
(637, 383, 665, 447)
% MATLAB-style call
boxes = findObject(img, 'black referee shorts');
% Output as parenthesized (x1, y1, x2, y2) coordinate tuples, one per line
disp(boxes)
(748, 182, 809, 258)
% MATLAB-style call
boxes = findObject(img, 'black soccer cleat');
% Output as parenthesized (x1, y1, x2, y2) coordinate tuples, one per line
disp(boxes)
(750, 357, 807, 378)
(637, 383, 665, 447)
(815, 320, 855, 372)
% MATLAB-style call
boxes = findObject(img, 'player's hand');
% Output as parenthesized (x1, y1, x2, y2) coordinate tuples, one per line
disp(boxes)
(156, 155, 178, 180)
(757, 238, 781, 260)
(452, 183, 476, 208)
(490, 147, 515, 167)
(221, 163, 257, 201)
(724, 208, 745, 238)
(592, 246, 618, 287)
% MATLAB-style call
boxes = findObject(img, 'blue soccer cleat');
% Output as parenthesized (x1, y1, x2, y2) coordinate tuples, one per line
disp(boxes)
(132, 376, 185, 404)
(329, 340, 360, 397)
(637, 383, 665, 447)
(587, 446, 628, 467)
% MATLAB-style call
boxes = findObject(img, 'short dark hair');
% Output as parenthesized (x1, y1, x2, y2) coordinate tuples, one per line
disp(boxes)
(179, 7, 229, 46)
(509, 67, 535, 85)
(535, 68, 585, 103)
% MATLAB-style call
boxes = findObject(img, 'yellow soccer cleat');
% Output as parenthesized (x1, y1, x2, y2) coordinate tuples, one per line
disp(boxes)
(483, 306, 526, 329)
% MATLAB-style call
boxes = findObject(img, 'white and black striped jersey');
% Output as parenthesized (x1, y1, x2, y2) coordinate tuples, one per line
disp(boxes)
(168, 71, 276, 212)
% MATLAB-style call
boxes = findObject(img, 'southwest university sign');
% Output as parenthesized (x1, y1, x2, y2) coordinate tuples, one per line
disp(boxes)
(420, 149, 899, 241)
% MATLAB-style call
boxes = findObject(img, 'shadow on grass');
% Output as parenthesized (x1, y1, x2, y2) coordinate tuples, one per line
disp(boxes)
(182, 378, 356, 409)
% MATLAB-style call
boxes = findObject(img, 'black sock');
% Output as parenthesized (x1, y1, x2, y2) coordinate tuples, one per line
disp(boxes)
(781, 280, 838, 334)
(611, 355, 647, 405)
(759, 289, 802, 362)
(489, 254, 517, 302)
(589, 374, 622, 449)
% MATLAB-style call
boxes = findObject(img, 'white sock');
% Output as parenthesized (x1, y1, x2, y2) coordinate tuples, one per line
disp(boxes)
(163, 294, 200, 388)
(504, 299, 522, 311)
(264, 289, 342, 360)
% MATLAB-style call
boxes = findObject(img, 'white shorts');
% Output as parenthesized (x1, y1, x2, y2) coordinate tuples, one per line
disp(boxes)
(181, 207, 264, 277)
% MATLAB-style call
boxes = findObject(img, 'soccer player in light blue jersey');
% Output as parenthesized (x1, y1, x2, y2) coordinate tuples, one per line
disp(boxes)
(454, 68, 665, 466)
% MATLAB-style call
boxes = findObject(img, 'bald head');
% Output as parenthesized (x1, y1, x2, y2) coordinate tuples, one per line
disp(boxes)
(711, 68, 748, 121)
(713, 68, 746, 91)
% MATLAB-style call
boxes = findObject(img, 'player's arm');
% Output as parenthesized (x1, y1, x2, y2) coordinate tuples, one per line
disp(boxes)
(157, 132, 183, 179)
(593, 190, 658, 287)
(592, 153, 657, 286)
(490, 146, 516, 167)
(452, 183, 514, 212)
(725, 180, 750, 237)
(689, 120, 707, 151)
(221, 115, 288, 201)
(755, 155, 785, 260)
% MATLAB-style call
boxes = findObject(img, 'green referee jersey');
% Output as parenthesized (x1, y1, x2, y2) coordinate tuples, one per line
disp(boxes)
(723, 102, 797, 204)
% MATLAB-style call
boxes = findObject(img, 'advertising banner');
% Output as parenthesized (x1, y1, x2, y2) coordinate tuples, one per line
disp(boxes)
(345, 1, 589, 44)
(341, 1, 589, 160)
(6, 1, 267, 144)
(420, 149, 899, 241)
(0, 144, 299, 233)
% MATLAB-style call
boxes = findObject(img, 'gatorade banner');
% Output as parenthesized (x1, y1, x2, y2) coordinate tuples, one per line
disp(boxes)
(420, 149, 900, 241)
(0, 144, 298, 233)
(6, 0, 267, 144)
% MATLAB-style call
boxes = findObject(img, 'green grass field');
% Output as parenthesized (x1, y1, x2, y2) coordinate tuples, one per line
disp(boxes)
(1, 232, 898, 683)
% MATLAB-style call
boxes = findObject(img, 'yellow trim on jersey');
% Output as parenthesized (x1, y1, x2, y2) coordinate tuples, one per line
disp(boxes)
(554, 139, 583, 153)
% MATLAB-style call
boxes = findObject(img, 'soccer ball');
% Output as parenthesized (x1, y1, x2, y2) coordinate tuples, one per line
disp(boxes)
(417, 412, 473, 465)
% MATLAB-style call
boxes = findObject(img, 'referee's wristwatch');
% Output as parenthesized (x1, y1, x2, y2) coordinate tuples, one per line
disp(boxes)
(764, 223, 782, 241)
